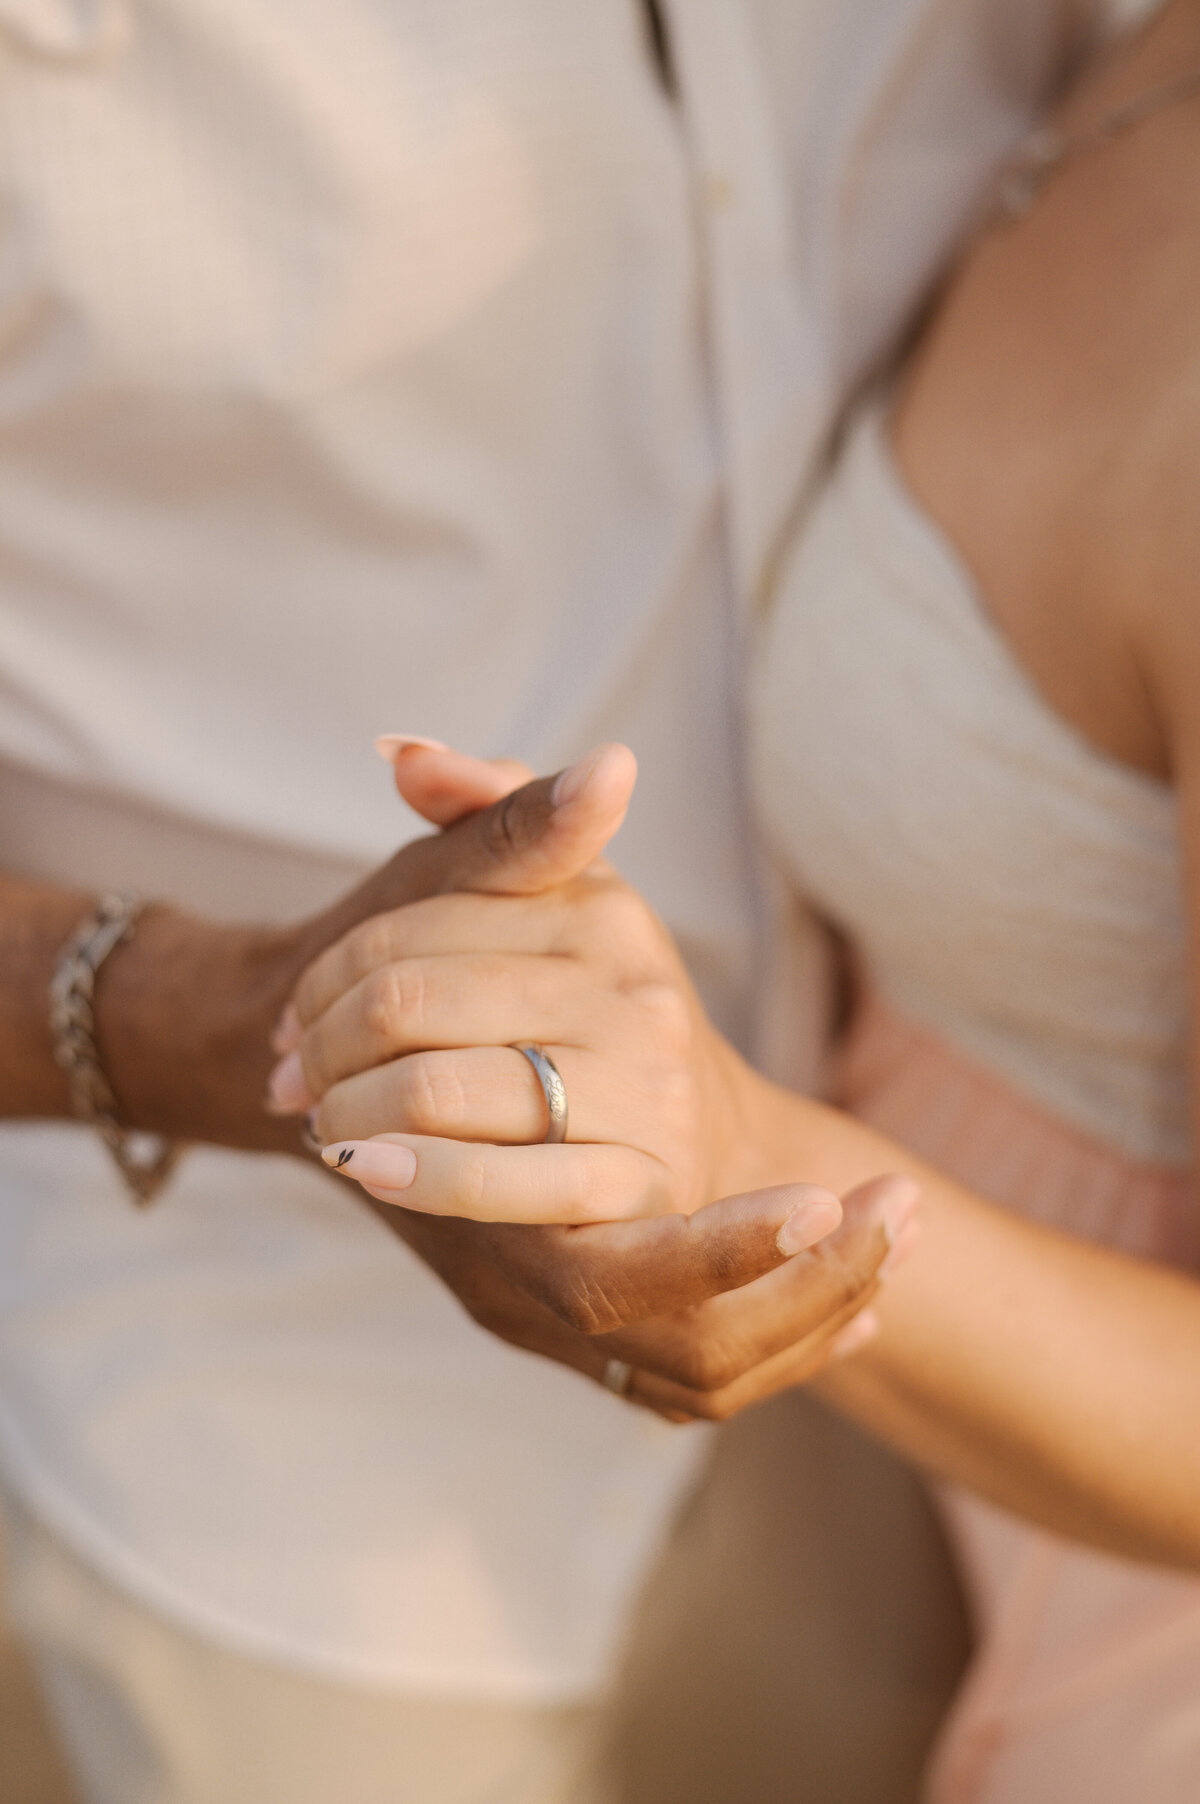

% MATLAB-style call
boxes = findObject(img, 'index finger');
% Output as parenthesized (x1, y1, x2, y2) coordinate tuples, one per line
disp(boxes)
(479, 1183, 844, 1333)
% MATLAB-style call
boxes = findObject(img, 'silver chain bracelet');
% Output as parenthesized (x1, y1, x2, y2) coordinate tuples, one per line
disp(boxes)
(49, 892, 182, 1207)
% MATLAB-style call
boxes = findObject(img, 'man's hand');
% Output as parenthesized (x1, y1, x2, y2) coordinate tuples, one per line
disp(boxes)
(91, 743, 635, 1152)
(387, 1172, 916, 1420)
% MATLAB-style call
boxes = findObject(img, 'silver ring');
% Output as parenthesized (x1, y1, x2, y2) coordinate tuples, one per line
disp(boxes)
(602, 1358, 635, 1400)
(512, 1044, 568, 1144)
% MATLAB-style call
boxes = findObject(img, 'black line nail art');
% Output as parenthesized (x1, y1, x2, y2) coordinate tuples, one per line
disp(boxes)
(335, 1147, 354, 1169)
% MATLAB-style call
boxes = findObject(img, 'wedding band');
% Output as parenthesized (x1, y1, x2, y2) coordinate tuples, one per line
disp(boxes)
(512, 1044, 568, 1144)
(602, 1358, 635, 1400)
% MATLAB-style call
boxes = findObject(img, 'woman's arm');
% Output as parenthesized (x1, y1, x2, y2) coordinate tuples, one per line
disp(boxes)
(733, 1088, 1200, 1572)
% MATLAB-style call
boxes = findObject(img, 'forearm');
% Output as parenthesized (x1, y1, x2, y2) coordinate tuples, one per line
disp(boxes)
(0, 870, 303, 1150)
(731, 1067, 1200, 1570)
(0, 874, 92, 1114)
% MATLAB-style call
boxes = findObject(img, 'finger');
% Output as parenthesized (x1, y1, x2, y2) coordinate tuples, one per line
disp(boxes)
(377, 740, 534, 827)
(421, 743, 637, 898)
(371, 1199, 631, 1388)
(627, 1293, 878, 1420)
(280, 748, 638, 1016)
(321, 1133, 674, 1224)
(291, 892, 582, 1030)
(473, 1183, 846, 1330)
(596, 1173, 918, 1386)
(600, 1217, 887, 1387)
(291, 953, 599, 1100)
(313, 1043, 658, 1149)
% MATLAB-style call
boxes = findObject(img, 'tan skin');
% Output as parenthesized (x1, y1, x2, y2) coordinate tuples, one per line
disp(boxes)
(283, 0, 1200, 1567)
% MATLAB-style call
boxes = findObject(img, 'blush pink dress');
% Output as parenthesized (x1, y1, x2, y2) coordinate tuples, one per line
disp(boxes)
(751, 401, 1200, 1803)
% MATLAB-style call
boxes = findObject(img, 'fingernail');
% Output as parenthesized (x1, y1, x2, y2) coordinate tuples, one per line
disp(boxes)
(374, 734, 449, 763)
(270, 1002, 302, 1056)
(264, 1050, 312, 1115)
(829, 1307, 881, 1361)
(552, 744, 609, 808)
(873, 1175, 920, 1245)
(320, 1140, 418, 1190)
(776, 1187, 843, 1256)
(878, 1216, 922, 1282)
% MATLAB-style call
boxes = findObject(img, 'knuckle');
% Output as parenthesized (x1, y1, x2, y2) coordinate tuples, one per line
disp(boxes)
(534, 1248, 637, 1334)
(452, 1144, 491, 1217)
(597, 884, 651, 942)
(656, 1062, 701, 1144)
(481, 789, 532, 863)
(398, 1053, 466, 1134)
(676, 1341, 738, 1393)
(551, 1156, 613, 1227)
(632, 981, 694, 1051)
(352, 913, 404, 981)
(361, 963, 423, 1044)
(544, 1277, 611, 1335)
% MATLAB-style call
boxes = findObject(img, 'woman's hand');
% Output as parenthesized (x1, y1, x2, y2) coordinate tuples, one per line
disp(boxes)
(271, 744, 766, 1223)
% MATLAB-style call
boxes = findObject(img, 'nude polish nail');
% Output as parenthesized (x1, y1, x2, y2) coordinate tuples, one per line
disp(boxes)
(776, 1187, 843, 1256)
(264, 1050, 313, 1115)
(374, 734, 448, 763)
(878, 1216, 922, 1281)
(877, 1176, 920, 1252)
(271, 1002, 302, 1056)
(320, 1141, 418, 1190)
(829, 1307, 882, 1361)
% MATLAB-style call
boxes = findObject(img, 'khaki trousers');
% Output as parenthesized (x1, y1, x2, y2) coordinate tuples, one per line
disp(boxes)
(0, 1496, 609, 1804)
(2, 1395, 971, 1804)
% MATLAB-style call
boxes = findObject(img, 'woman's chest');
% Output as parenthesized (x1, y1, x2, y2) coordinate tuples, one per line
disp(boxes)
(889, 29, 1200, 786)
(749, 404, 1188, 1158)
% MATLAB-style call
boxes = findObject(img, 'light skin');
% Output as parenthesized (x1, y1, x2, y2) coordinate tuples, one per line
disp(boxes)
(274, 0, 1200, 1569)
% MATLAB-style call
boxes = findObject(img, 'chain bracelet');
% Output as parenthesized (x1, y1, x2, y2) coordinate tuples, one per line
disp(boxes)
(48, 892, 182, 1207)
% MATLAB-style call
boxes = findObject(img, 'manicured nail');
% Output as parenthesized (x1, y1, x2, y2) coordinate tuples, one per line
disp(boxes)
(776, 1186, 843, 1256)
(271, 1002, 302, 1056)
(375, 734, 448, 763)
(552, 744, 610, 808)
(863, 1174, 920, 1244)
(879, 1217, 922, 1281)
(829, 1307, 881, 1361)
(264, 1050, 312, 1115)
(320, 1140, 418, 1190)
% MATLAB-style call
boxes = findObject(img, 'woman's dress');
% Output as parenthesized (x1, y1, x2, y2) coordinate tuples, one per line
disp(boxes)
(751, 403, 1199, 1804)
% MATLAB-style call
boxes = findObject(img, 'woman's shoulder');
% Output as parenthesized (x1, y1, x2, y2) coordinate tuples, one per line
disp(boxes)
(889, 52, 1200, 783)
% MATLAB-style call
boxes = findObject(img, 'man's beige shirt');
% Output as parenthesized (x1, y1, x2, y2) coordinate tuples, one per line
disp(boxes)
(0, 0, 1144, 1696)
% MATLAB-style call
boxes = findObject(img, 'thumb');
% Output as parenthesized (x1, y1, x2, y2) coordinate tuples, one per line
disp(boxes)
(428, 742, 637, 898)
(375, 737, 533, 827)
(485, 1181, 844, 1333)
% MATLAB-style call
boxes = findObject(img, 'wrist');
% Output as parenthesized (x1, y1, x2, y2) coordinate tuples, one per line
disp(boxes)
(706, 1034, 799, 1196)
(95, 904, 311, 1153)
(708, 1045, 856, 1202)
